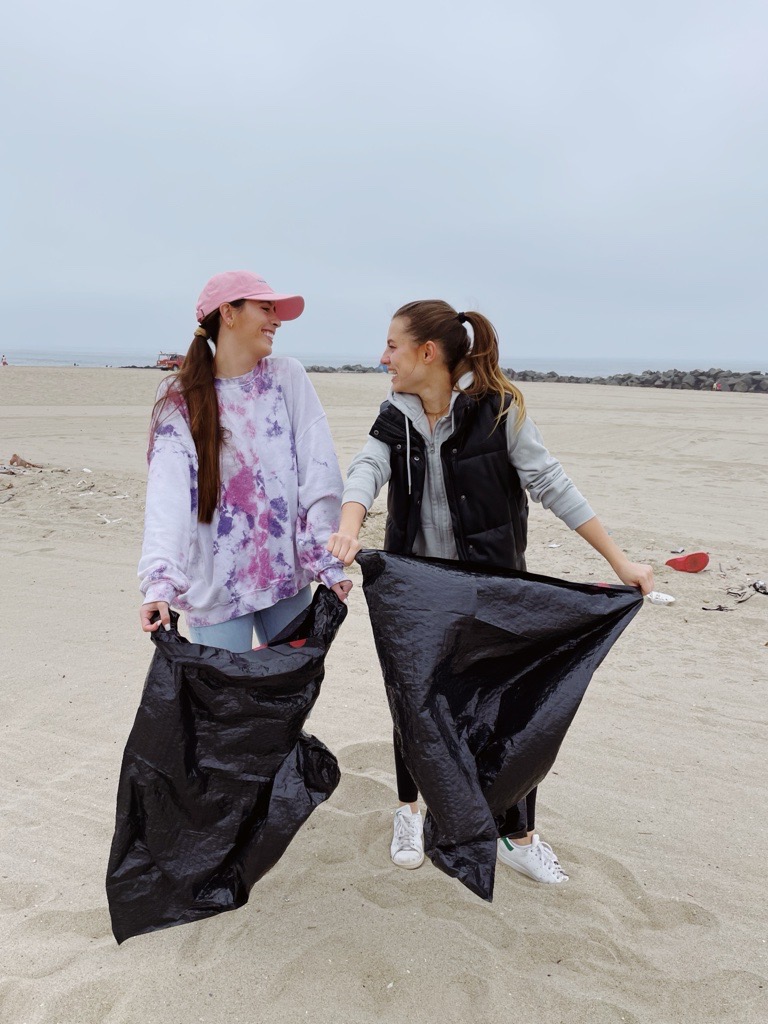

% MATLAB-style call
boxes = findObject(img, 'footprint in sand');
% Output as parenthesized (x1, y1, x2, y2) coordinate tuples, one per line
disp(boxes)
(0, 907, 112, 978)
(565, 842, 716, 931)
(0, 880, 48, 914)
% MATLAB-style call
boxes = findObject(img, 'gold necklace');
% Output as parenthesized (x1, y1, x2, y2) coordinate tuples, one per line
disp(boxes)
(423, 399, 451, 418)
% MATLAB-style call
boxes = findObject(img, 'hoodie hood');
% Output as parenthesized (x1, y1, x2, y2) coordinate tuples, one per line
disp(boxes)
(386, 371, 474, 439)
(385, 371, 474, 495)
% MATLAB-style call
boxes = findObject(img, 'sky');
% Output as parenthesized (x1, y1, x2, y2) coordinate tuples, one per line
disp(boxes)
(2, 1, 767, 368)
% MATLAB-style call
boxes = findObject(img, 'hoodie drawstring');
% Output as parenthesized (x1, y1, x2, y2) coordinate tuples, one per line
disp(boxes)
(404, 412, 412, 494)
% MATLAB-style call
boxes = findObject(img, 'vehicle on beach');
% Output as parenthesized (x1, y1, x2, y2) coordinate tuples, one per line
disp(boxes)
(156, 352, 184, 370)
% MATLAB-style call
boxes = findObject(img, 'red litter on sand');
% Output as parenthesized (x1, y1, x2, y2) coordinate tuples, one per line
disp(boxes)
(253, 639, 307, 651)
(665, 552, 709, 573)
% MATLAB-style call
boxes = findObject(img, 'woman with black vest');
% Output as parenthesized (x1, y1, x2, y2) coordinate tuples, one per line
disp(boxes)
(327, 299, 653, 883)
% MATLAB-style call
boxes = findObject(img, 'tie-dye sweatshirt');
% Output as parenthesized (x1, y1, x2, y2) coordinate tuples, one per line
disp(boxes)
(138, 356, 348, 627)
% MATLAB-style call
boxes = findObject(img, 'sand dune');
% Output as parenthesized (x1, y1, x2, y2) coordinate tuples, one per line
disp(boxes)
(0, 367, 766, 1023)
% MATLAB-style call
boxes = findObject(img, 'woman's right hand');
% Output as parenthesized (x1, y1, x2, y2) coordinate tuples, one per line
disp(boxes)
(326, 531, 362, 566)
(140, 601, 171, 632)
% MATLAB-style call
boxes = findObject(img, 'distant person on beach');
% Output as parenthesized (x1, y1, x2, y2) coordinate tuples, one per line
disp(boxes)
(327, 300, 653, 882)
(139, 270, 351, 651)
(1, 354, 7, 366)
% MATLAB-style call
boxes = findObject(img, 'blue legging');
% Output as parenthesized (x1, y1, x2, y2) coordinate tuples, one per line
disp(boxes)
(187, 586, 312, 654)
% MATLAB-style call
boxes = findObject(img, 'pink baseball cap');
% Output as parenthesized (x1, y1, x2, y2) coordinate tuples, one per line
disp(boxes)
(196, 270, 305, 323)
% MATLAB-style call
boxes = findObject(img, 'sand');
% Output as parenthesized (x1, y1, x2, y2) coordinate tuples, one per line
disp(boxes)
(0, 366, 766, 1024)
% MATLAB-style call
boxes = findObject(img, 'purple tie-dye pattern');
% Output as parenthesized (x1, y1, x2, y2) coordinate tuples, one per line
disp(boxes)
(253, 368, 274, 395)
(217, 511, 234, 537)
(275, 577, 297, 600)
(270, 496, 288, 521)
(189, 462, 198, 514)
(262, 508, 284, 539)
(139, 357, 347, 627)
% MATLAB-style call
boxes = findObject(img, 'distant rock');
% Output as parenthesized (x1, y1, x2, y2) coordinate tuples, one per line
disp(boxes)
(503, 367, 767, 393)
(301, 364, 766, 393)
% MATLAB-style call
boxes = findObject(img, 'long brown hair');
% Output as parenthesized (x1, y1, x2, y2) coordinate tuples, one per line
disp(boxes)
(393, 300, 526, 427)
(149, 300, 244, 523)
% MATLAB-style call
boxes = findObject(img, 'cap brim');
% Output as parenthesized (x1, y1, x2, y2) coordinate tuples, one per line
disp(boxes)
(243, 291, 305, 321)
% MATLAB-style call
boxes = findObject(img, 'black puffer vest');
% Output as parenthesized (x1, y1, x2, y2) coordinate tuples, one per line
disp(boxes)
(370, 393, 528, 571)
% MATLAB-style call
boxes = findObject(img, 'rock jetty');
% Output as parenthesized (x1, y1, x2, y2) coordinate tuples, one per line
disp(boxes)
(305, 365, 767, 393)
(305, 364, 385, 374)
(505, 367, 768, 392)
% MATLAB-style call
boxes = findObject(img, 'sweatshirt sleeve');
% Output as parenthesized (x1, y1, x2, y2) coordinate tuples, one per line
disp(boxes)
(507, 413, 595, 529)
(137, 390, 198, 605)
(341, 435, 392, 510)
(285, 361, 349, 588)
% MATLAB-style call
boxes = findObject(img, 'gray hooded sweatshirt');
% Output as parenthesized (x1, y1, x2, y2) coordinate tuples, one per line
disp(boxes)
(342, 373, 595, 561)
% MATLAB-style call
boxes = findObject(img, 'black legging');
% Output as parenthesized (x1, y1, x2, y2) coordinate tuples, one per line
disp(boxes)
(394, 729, 537, 839)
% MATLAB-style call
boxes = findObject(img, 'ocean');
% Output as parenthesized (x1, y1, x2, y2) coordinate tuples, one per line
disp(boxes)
(2, 350, 765, 376)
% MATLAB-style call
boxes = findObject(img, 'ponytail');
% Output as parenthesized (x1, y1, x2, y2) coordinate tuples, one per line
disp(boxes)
(460, 311, 525, 428)
(149, 299, 244, 523)
(392, 300, 525, 428)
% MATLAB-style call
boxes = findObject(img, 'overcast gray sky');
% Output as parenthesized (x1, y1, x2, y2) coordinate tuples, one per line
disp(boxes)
(3, 1, 767, 366)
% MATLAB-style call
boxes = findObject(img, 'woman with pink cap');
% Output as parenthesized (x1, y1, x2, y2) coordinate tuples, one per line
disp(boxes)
(138, 271, 351, 651)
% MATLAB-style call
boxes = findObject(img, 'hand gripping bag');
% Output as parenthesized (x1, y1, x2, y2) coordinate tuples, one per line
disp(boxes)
(357, 551, 643, 901)
(106, 586, 346, 943)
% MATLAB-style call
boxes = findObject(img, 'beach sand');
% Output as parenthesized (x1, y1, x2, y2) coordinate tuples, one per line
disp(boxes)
(0, 366, 766, 1024)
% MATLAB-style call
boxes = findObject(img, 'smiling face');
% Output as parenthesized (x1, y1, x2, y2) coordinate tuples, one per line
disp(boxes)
(226, 299, 281, 362)
(380, 317, 430, 393)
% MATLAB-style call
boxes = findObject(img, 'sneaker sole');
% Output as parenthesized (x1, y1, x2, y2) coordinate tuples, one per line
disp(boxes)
(391, 853, 425, 870)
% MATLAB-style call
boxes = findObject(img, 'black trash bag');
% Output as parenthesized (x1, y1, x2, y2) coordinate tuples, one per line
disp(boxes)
(357, 550, 643, 901)
(106, 586, 347, 943)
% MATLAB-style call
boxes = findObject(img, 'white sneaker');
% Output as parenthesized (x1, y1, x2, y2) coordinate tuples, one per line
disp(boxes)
(497, 834, 569, 883)
(390, 806, 425, 869)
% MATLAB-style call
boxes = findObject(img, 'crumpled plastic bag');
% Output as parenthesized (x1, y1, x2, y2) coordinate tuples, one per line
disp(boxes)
(357, 550, 643, 901)
(106, 586, 347, 943)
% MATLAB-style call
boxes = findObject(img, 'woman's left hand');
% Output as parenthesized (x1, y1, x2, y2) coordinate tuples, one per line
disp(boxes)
(331, 580, 353, 603)
(614, 560, 654, 595)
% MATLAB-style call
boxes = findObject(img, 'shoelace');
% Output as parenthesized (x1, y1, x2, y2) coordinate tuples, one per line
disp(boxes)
(533, 840, 566, 879)
(394, 814, 421, 851)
